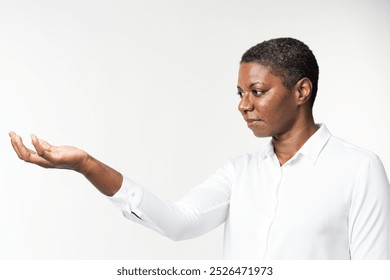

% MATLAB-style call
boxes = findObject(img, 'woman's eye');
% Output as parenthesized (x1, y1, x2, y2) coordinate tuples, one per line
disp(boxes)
(252, 90, 265, 96)
(237, 91, 244, 98)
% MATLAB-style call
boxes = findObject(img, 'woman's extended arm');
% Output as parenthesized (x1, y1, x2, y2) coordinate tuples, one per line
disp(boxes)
(9, 131, 122, 196)
(9, 131, 232, 240)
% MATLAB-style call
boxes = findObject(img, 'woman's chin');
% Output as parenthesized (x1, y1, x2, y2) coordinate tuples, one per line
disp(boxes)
(251, 128, 270, 138)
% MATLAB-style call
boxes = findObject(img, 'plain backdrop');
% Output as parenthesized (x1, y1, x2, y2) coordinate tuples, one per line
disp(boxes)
(0, 0, 389, 259)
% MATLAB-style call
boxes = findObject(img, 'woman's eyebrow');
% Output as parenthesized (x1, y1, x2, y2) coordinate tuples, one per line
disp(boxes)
(249, 82, 266, 87)
(237, 82, 265, 90)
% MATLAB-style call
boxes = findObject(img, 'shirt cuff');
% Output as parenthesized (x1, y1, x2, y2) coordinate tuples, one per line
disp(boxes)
(107, 176, 144, 215)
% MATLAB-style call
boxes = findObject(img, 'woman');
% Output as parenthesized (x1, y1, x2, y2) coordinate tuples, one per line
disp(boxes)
(9, 38, 390, 259)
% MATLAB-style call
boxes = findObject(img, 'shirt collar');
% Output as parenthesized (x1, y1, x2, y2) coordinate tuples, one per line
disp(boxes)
(258, 124, 332, 166)
(261, 141, 275, 159)
(296, 124, 331, 165)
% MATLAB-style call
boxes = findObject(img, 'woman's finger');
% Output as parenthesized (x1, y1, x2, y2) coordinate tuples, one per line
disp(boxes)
(10, 132, 33, 161)
(9, 132, 23, 159)
(31, 134, 58, 164)
(31, 134, 45, 156)
(15, 134, 36, 162)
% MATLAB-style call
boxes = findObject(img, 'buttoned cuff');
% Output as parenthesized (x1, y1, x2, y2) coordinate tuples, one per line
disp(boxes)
(107, 177, 166, 235)
(107, 176, 144, 218)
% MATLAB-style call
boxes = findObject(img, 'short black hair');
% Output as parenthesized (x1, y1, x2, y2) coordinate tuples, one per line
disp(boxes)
(241, 38, 319, 108)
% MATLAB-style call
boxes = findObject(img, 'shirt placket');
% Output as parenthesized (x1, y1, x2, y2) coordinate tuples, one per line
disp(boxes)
(263, 157, 285, 259)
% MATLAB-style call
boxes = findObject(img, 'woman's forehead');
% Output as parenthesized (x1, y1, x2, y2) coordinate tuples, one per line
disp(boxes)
(238, 62, 283, 86)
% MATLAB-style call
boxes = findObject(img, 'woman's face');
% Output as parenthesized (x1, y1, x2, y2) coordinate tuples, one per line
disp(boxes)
(237, 62, 299, 138)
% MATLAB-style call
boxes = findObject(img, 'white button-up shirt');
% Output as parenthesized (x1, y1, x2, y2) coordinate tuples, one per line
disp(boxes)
(109, 125, 390, 259)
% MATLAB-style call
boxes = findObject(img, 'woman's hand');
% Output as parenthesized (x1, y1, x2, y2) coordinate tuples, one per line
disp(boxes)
(9, 131, 89, 171)
(9, 131, 123, 196)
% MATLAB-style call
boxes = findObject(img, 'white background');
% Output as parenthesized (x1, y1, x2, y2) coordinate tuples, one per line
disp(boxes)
(0, 0, 389, 259)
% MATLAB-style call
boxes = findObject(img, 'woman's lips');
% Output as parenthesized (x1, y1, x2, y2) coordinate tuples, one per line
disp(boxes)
(245, 119, 262, 127)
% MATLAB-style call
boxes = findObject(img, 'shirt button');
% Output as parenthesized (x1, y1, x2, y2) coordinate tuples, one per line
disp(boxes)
(129, 192, 136, 197)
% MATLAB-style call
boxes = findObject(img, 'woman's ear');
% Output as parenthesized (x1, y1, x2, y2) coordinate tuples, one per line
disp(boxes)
(295, 77, 312, 105)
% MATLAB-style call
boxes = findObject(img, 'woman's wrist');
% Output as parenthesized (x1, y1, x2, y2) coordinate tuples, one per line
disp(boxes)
(74, 151, 93, 174)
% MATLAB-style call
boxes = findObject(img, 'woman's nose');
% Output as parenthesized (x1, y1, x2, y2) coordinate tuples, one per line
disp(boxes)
(238, 92, 254, 114)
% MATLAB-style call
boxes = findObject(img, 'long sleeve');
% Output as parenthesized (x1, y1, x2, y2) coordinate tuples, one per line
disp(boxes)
(108, 161, 234, 241)
(348, 155, 390, 259)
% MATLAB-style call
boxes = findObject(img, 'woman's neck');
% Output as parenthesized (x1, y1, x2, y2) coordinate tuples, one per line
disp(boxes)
(272, 117, 318, 166)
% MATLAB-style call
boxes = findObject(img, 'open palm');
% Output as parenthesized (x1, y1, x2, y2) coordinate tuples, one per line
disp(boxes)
(9, 132, 88, 171)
